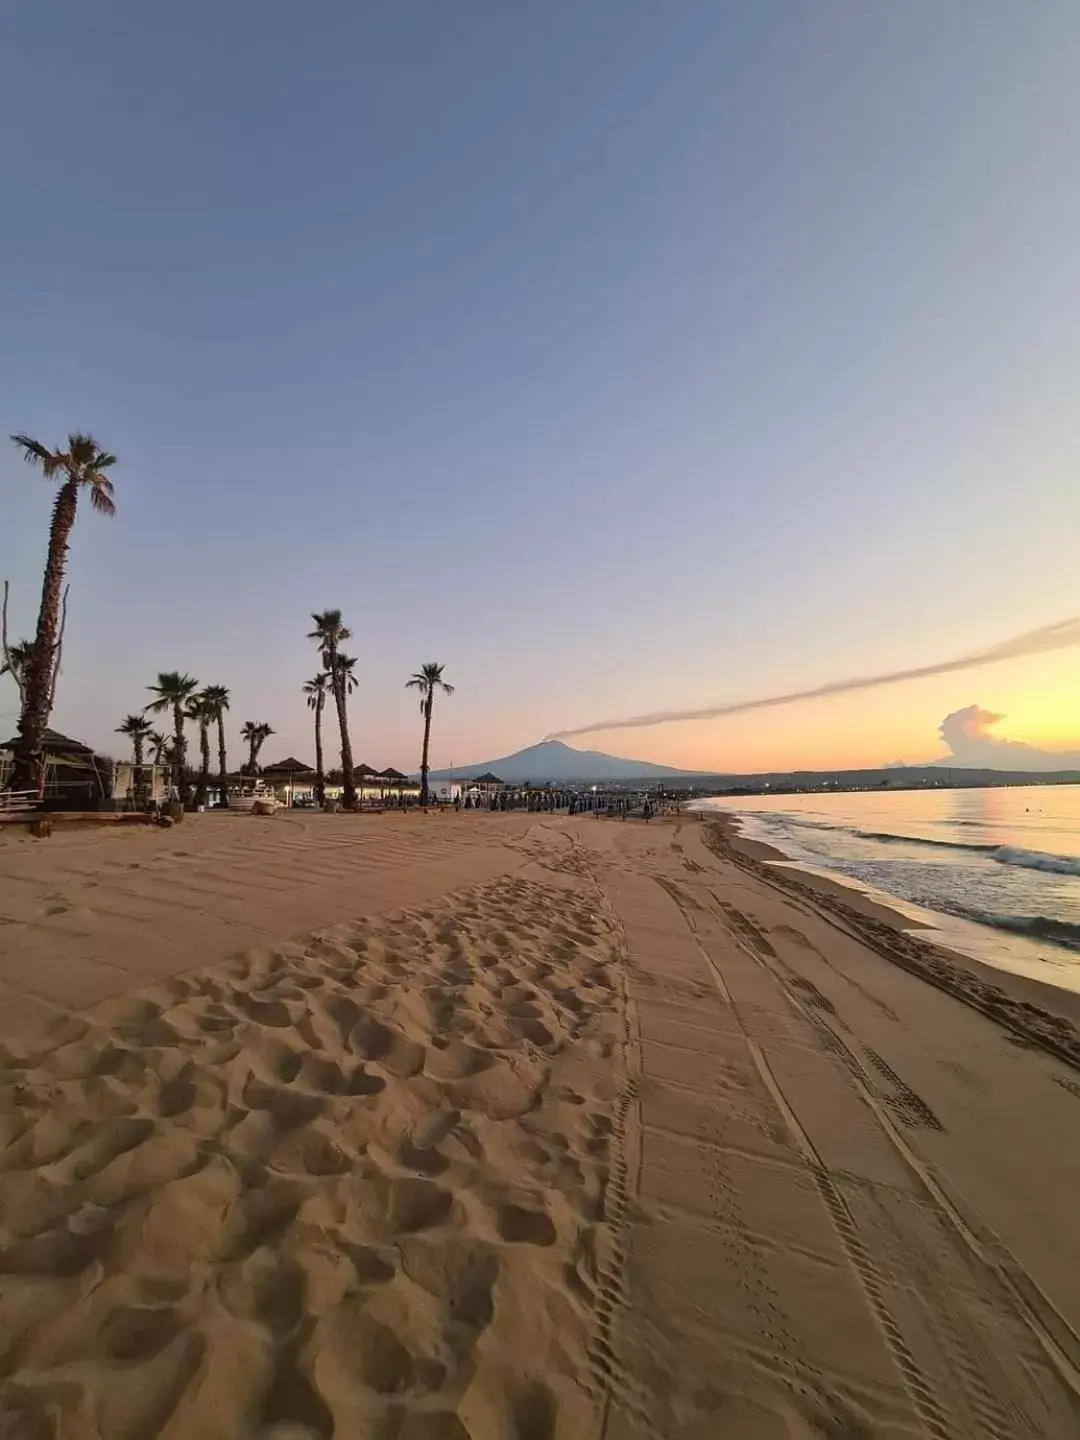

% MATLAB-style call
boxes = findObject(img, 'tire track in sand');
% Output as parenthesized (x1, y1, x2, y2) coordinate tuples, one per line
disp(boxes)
(686, 884, 1080, 1437)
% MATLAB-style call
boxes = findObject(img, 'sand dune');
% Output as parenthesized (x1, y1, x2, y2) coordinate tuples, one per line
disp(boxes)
(2, 810, 1080, 1436)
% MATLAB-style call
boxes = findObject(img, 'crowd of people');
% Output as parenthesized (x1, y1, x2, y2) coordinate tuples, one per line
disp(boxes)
(449, 788, 681, 819)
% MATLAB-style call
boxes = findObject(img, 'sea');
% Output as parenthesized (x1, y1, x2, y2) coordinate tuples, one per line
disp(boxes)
(696, 785, 1080, 994)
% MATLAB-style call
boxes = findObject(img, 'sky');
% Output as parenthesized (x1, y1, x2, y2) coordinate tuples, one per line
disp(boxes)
(2, 2, 1079, 776)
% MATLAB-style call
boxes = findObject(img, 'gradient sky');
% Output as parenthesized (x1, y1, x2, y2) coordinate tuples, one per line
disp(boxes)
(2, 2, 1079, 775)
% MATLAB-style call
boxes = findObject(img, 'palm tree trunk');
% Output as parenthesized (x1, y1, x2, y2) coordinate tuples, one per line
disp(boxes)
(314, 696, 325, 806)
(12, 481, 78, 794)
(419, 693, 433, 805)
(172, 702, 191, 807)
(334, 660, 357, 808)
(133, 738, 146, 810)
(216, 715, 229, 808)
(196, 723, 211, 808)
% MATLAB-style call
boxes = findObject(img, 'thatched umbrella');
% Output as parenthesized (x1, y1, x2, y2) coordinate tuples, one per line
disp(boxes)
(261, 755, 315, 776)
(352, 762, 383, 804)
(374, 766, 407, 804)
(260, 756, 316, 806)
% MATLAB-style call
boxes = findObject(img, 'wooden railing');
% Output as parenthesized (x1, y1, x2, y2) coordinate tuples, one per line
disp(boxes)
(0, 789, 39, 818)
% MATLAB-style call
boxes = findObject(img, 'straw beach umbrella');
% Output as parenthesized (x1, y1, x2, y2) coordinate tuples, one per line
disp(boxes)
(260, 756, 316, 807)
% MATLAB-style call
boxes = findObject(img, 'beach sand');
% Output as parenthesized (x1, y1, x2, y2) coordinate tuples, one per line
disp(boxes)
(1, 809, 1079, 1436)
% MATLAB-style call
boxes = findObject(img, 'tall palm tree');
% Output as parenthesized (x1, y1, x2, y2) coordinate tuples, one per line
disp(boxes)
(185, 693, 216, 808)
(116, 713, 153, 808)
(303, 672, 330, 806)
(9, 433, 117, 793)
(146, 672, 198, 806)
(406, 662, 455, 806)
(240, 720, 274, 777)
(148, 730, 168, 765)
(335, 654, 360, 801)
(201, 684, 231, 807)
(0, 638, 33, 705)
(308, 610, 357, 808)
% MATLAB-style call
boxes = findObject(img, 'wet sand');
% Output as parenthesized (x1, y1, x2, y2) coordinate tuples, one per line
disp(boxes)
(1, 810, 1079, 1436)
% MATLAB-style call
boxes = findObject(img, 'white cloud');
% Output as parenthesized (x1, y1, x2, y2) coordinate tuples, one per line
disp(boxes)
(937, 706, 1080, 771)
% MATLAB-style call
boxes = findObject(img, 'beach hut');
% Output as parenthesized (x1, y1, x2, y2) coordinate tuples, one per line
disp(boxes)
(468, 772, 504, 806)
(1, 727, 95, 764)
(260, 756, 317, 807)
(472, 771, 504, 789)
(1, 728, 115, 806)
(354, 763, 383, 804)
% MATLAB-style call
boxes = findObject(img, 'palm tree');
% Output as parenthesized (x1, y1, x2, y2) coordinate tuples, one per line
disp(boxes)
(148, 730, 168, 765)
(406, 662, 455, 806)
(185, 693, 216, 808)
(303, 672, 331, 806)
(240, 720, 274, 778)
(0, 638, 33, 705)
(146, 672, 198, 806)
(116, 713, 153, 808)
(308, 610, 357, 808)
(335, 654, 361, 801)
(8, 433, 117, 793)
(201, 684, 231, 807)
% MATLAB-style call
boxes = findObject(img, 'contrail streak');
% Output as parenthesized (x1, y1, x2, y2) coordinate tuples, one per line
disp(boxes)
(547, 616, 1080, 740)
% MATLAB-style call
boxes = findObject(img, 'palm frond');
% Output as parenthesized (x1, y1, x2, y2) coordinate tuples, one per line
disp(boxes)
(407, 663, 454, 695)
(67, 434, 103, 466)
(116, 713, 152, 735)
(201, 684, 230, 714)
(11, 433, 61, 478)
(307, 609, 351, 644)
(336, 654, 359, 695)
(146, 671, 198, 709)
(89, 482, 116, 515)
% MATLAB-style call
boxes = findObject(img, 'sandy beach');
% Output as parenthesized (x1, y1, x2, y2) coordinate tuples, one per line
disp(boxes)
(2, 810, 1080, 1438)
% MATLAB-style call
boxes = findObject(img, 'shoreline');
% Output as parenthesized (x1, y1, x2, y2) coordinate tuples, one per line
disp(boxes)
(702, 811, 1080, 1049)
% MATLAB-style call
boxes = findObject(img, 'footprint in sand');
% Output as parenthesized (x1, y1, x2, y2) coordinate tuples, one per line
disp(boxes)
(270, 1124, 354, 1178)
(242, 1077, 324, 1130)
(495, 1203, 557, 1247)
(220, 1181, 302, 1262)
(382, 1177, 454, 1235)
(348, 1016, 425, 1078)
(424, 1040, 494, 1081)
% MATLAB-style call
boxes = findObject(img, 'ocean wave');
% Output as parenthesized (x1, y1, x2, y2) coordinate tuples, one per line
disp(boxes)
(781, 818, 1080, 875)
(851, 828, 998, 853)
(992, 846, 1080, 876)
(958, 911, 1080, 951)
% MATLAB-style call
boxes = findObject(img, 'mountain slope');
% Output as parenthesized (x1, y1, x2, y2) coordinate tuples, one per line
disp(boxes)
(425, 739, 707, 783)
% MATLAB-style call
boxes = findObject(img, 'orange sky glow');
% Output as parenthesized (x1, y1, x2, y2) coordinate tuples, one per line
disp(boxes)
(572, 651, 1080, 774)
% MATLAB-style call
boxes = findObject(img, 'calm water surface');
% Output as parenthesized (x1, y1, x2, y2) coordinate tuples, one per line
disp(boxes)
(698, 785, 1080, 993)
